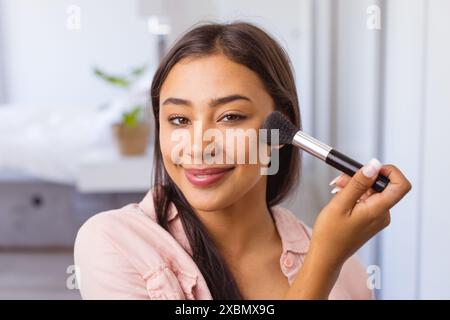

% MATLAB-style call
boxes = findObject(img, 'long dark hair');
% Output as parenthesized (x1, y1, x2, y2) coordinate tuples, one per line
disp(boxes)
(150, 22, 301, 299)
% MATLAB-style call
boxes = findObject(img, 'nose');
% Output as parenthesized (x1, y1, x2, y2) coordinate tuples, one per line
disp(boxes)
(185, 118, 218, 164)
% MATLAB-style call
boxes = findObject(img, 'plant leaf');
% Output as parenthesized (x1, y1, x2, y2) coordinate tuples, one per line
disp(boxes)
(131, 65, 147, 77)
(122, 106, 142, 128)
(93, 67, 130, 88)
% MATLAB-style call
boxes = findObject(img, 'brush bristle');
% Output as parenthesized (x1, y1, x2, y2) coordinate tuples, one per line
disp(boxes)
(261, 111, 298, 145)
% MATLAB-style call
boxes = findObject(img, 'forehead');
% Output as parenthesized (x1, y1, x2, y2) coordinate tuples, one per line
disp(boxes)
(160, 54, 267, 100)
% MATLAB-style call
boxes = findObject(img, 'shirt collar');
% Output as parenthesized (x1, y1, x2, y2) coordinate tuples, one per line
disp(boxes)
(271, 206, 310, 255)
(271, 207, 311, 284)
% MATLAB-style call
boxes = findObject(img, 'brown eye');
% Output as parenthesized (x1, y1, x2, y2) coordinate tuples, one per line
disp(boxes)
(219, 113, 246, 123)
(168, 115, 191, 126)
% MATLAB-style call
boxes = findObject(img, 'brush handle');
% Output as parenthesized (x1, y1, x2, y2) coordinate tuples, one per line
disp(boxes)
(325, 149, 390, 192)
(290, 131, 390, 192)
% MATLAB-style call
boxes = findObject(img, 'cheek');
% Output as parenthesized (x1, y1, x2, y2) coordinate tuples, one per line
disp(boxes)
(220, 163, 265, 207)
(159, 127, 172, 163)
(221, 134, 269, 167)
(235, 164, 263, 186)
(159, 124, 182, 175)
(160, 119, 185, 159)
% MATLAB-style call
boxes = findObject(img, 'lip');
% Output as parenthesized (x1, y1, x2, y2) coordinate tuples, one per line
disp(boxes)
(183, 166, 235, 187)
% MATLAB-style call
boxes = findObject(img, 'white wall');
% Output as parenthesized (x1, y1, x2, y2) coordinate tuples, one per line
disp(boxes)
(0, 0, 157, 107)
(381, 0, 450, 299)
(418, 0, 450, 299)
(380, 0, 426, 299)
(0, 0, 7, 102)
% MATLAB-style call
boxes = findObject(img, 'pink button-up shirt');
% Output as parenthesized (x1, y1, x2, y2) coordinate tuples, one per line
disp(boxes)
(74, 190, 373, 300)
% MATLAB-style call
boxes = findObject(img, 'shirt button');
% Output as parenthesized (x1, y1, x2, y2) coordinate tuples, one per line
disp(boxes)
(284, 255, 294, 268)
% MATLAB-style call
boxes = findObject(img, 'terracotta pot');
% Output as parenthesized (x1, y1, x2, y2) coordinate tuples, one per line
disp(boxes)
(112, 122, 151, 155)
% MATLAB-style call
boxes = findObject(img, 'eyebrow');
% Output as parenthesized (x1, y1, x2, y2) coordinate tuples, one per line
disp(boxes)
(161, 94, 252, 107)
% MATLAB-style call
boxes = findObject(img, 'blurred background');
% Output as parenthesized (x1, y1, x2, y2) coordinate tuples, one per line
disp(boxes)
(0, 0, 448, 299)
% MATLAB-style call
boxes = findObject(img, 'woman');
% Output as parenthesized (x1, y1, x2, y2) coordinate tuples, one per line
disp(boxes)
(74, 22, 411, 299)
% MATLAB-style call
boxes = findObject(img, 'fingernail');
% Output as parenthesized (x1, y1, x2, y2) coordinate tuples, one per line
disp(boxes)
(329, 175, 342, 186)
(330, 187, 342, 194)
(362, 158, 382, 178)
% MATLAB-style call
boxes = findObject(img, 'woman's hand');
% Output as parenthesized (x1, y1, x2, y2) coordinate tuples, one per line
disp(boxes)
(285, 159, 412, 299)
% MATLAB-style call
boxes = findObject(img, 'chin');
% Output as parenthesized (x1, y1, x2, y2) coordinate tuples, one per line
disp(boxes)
(183, 192, 232, 212)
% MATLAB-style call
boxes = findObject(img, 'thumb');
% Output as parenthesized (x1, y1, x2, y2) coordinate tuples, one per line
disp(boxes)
(333, 158, 382, 211)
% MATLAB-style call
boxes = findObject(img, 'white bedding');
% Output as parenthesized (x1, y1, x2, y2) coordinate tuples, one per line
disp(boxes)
(0, 71, 153, 184)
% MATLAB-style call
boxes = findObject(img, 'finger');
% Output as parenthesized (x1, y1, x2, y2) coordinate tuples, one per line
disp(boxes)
(330, 174, 374, 201)
(359, 190, 373, 201)
(334, 174, 351, 188)
(364, 164, 412, 211)
(334, 188, 375, 201)
(379, 165, 411, 190)
(332, 174, 378, 199)
(332, 180, 376, 200)
(331, 158, 382, 212)
(329, 174, 346, 194)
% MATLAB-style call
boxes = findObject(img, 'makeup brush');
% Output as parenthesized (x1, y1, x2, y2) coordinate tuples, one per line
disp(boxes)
(262, 111, 390, 192)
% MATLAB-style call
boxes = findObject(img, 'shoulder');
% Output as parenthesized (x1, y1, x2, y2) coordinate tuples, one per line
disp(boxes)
(75, 204, 152, 251)
(73, 199, 177, 282)
(74, 200, 173, 263)
(73, 206, 155, 299)
(73, 202, 184, 299)
(73, 196, 208, 299)
(75, 188, 167, 252)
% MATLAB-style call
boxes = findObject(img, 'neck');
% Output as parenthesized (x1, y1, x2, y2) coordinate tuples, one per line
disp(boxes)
(195, 178, 280, 260)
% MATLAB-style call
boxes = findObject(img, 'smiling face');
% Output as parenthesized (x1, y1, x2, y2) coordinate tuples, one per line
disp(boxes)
(159, 54, 275, 212)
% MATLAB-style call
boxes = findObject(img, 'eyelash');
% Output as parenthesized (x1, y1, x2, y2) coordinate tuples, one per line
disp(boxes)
(219, 113, 247, 122)
(167, 113, 247, 126)
(168, 114, 190, 126)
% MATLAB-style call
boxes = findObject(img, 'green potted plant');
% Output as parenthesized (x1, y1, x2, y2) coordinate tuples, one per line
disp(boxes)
(93, 65, 151, 155)
(111, 105, 150, 155)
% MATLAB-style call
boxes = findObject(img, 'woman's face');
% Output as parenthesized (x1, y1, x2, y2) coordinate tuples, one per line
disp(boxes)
(159, 54, 274, 211)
